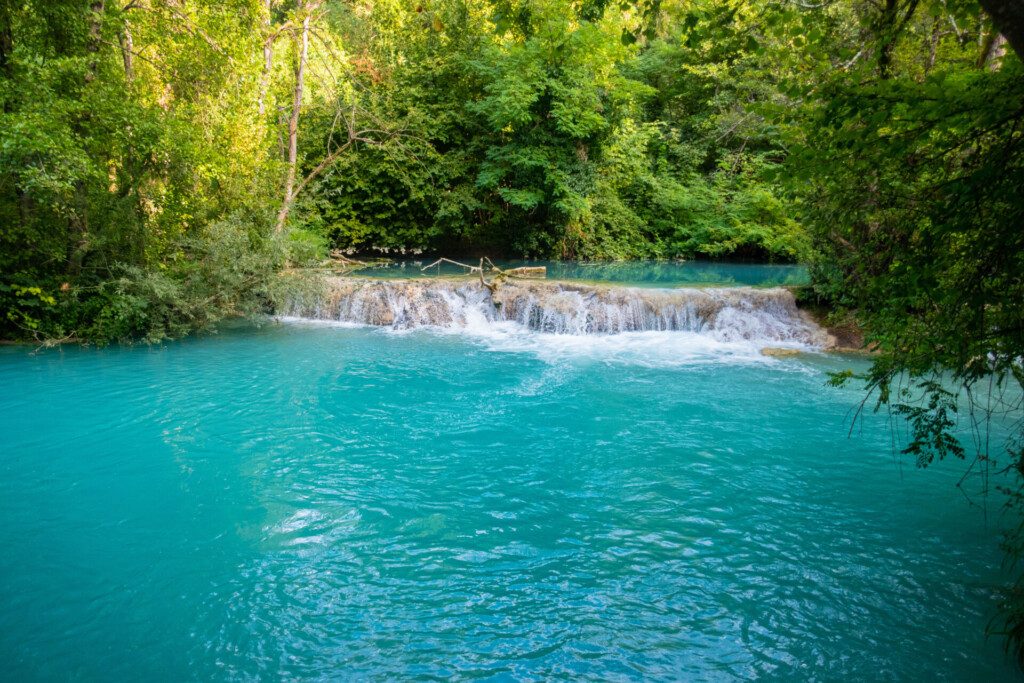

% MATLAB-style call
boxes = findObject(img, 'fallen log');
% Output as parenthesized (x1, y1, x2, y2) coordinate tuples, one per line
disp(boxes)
(421, 257, 482, 273)
(329, 250, 366, 266)
(504, 266, 546, 278)
(420, 256, 546, 283)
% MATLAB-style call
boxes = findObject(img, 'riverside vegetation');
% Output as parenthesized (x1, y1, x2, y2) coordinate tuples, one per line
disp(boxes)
(2, 0, 1024, 666)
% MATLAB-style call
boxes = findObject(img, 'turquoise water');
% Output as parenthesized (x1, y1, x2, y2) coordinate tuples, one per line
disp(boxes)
(351, 259, 809, 288)
(0, 322, 1018, 680)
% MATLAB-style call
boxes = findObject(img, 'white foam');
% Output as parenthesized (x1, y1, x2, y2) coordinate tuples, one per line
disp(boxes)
(457, 325, 795, 367)
(273, 316, 367, 329)
(278, 277, 828, 366)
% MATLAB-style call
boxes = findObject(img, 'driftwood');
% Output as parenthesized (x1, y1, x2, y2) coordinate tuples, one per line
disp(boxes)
(420, 257, 546, 295)
(421, 257, 482, 272)
(505, 266, 546, 278)
(479, 258, 498, 294)
(283, 252, 393, 275)
(329, 250, 366, 266)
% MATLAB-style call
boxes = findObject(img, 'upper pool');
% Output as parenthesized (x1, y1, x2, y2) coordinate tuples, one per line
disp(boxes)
(349, 259, 809, 288)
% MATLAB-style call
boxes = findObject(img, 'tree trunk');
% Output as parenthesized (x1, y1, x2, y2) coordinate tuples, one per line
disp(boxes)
(978, 31, 1008, 69)
(0, 0, 12, 80)
(275, 1, 310, 234)
(68, 0, 105, 274)
(925, 17, 940, 74)
(86, 0, 105, 83)
(257, 0, 273, 116)
(119, 22, 134, 82)
(977, 0, 1024, 62)
(258, 39, 273, 116)
(877, 0, 899, 79)
(875, 0, 920, 79)
(0, 0, 13, 114)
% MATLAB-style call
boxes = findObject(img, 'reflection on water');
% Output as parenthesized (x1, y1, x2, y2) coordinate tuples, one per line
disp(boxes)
(352, 259, 809, 288)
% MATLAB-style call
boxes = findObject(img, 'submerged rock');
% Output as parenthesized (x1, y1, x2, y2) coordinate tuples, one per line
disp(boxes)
(761, 347, 801, 357)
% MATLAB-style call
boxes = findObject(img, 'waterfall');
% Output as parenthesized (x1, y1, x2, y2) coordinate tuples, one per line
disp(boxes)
(281, 277, 831, 348)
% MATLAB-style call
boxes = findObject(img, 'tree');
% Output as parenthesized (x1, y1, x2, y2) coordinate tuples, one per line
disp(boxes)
(276, 0, 316, 233)
(786, 0, 1024, 663)
(0, 0, 283, 341)
(978, 0, 1024, 61)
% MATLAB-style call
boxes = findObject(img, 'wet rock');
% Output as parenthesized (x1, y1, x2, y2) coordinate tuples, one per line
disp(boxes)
(280, 276, 832, 346)
(761, 347, 801, 357)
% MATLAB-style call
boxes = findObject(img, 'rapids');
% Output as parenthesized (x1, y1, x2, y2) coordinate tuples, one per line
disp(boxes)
(281, 277, 832, 348)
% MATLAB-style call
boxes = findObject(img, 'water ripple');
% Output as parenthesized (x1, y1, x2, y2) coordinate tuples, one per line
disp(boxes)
(0, 326, 1018, 680)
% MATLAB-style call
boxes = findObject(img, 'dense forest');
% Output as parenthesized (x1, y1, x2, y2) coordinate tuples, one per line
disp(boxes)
(1, 0, 1023, 661)
(1, 0, 1017, 343)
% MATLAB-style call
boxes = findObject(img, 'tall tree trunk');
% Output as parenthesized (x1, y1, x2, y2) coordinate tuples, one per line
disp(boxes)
(0, 0, 12, 80)
(978, 30, 1008, 69)
(977, 0, 1024, 62)
(875, 0, 919, 79)
(85, 0, 104, 83)
(258, 0, 273, 116)
(117, 6, 140, 261)
(877, 0, 899, 79)
(119, 23, 134, 82)
(68, 1, 106, 275)
(275, 1, 310, 234)
(925, 17, 940, 74)
(0, 0, 14, 114)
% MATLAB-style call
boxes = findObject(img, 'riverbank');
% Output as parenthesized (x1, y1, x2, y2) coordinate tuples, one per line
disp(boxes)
(3, 268, 868, 354)
(785, 285, 869, 354)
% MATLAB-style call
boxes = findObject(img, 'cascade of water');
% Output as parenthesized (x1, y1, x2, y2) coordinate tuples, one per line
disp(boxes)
(280, 277, 831, 347)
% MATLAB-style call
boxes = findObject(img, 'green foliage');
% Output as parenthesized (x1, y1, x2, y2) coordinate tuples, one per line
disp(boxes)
(286, 228, 329, 268)
(298, 0, 806, 261)
(781, 0, 1024, 663)
(0, 284, 56, 332)
(893, 381, 967, 467)
(50, 213, 282, 344)
(0, 0, 279, 343)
